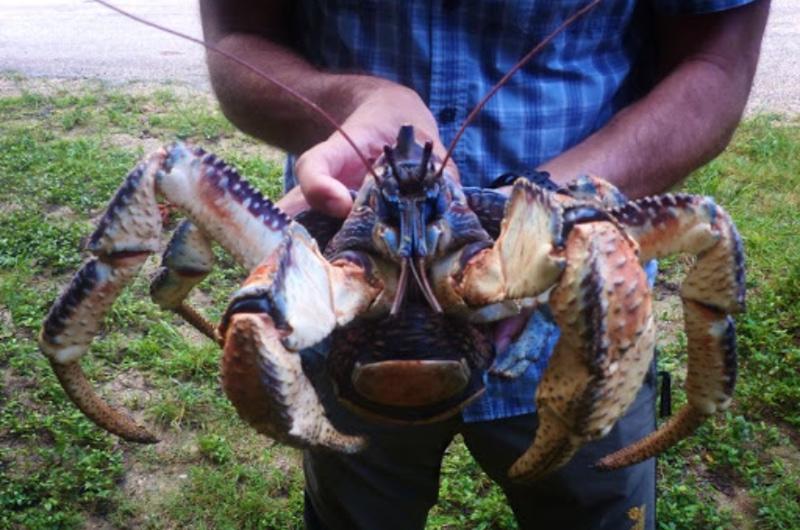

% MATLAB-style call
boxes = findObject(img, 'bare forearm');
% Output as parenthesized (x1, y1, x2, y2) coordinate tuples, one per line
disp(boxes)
(541, 58, 749, 197)
(206, 33, 387, 154)
(541, 0, 769, 198)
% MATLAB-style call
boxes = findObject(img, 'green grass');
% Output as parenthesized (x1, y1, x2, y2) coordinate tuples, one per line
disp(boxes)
(0, 76, 798, 529)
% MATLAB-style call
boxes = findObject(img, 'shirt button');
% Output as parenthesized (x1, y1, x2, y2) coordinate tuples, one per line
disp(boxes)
(438, 107, 457, 124)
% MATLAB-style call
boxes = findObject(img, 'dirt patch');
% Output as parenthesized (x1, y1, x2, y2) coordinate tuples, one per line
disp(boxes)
(0, 75, 210, 101)
(82, 515, 115, 530)
(701, 462, 758, 529)
(99, 369, 157, 424)
(0, 307, 12, 330)
(710, 485, 758, 530)
(704, 463, 743, 496)
(0, 76, 101, 98)
(105, 133, 164, 155)
(0, 202, 23, 216)
(767, 443, 800, 471)
(652, 280, 684, 351)
(2, 369, 45, 413)
(0, 76, 21, 97)
(44, 205, 78, 222)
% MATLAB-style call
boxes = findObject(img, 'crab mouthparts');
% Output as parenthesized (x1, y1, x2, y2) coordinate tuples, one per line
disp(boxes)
(391, 257, 443, 316)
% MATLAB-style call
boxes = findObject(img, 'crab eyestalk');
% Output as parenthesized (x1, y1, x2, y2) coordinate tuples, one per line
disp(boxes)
(380, 128, 445, 315)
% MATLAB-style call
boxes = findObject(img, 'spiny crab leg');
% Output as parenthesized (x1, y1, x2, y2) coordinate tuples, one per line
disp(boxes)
(594, 194, 745, 470)
(39, 143, 382, 450)
(39, 154, 164, 442)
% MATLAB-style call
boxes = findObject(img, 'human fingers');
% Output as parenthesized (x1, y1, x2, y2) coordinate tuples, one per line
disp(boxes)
(294, 137, 359, 218)
(274, 185, 310, 217)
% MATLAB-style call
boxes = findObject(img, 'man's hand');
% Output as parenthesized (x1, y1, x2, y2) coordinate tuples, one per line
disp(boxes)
(201, 1, 453, 219)
(295, 83, 456, 218)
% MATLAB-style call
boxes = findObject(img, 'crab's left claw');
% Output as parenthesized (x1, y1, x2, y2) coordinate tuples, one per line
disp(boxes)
(222, 312, 365, 452)
(507, 220, 655, 481)
(439, 179, 744, 481)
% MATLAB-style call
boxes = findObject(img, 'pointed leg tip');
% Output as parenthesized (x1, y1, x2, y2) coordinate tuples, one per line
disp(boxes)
(590, 458, 615, 472)
(507, 451, 560, 483)
(124, 431, 160, 444)
(338, 436, 368, 454)
(507, 461, 552, 483)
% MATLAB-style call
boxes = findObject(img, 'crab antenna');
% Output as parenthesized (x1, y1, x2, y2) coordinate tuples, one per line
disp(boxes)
(415, 257, 443, 313)
(418, 141, 434, 181)
(390, 259, 411, 316)
(436, 0, 602, 178)
(92, 0, 379, 181)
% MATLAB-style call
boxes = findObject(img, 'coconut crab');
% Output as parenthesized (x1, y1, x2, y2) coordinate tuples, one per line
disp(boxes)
(38, 121, 744, 481)
(39, 0, 746, 482)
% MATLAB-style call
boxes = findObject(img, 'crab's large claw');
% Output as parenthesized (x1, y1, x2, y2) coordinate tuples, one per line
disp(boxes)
(438, 178, 744, 481)
(431, 180, 652, 480)
(508, 221, 655, 481)
(218, 226, 384, 452)
(39, 144, 382, 450)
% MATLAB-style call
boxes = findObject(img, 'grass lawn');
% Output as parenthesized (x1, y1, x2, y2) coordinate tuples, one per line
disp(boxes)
(0, 76, 798, 529)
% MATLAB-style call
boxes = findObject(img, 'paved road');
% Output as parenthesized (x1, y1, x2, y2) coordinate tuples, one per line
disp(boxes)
(0, 0, 207, 87)
(0, 0, 797, 114)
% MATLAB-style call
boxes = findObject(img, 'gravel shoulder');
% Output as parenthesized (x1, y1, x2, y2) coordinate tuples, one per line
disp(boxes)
(0, 0, 796, 114)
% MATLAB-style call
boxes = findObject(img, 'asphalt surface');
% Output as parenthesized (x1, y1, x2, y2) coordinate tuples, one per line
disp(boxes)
(0, 0, 797, 114)
(1, 0, 207, 87)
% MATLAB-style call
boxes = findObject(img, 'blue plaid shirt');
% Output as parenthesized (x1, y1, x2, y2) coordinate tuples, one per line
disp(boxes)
(286, 0, 753, 421)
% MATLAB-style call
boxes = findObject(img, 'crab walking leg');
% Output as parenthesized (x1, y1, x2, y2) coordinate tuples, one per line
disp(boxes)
(39, 157, 164, 442)
(594, 194, 745, 470)
(219, 227, 386, 451)
(150, 220, 219, 343)
(507, 222, 656, 481)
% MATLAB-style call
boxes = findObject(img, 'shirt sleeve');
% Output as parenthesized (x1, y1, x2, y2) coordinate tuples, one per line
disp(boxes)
(654, 0, 757, 15)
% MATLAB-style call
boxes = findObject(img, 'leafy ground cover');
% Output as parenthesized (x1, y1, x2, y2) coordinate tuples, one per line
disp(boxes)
(0, 76, 798, 529)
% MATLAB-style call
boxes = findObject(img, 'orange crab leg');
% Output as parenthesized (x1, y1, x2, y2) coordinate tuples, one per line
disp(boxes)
(594, 194, 745, 470)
